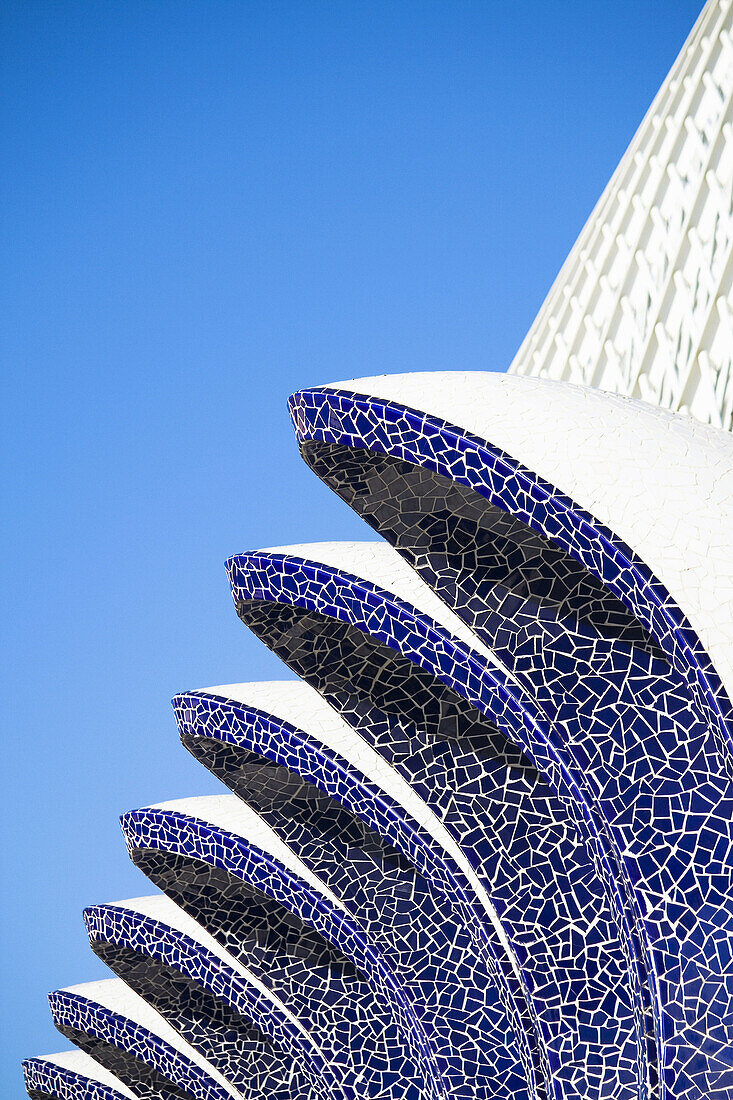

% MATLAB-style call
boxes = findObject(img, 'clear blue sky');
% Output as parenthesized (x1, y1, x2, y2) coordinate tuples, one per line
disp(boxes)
(1, 0, 703, 1091)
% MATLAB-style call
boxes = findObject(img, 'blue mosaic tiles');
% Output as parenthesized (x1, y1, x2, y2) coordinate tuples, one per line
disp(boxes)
(83, 900, 329, 1100)
(22, 369, 733, 1100)
(226, 546, 647, 1100)
(122, 802, 432, 1100)
(173, 689, 533, 1100)
(284, 379, 733, 1100)
(48, 985, 235, 1100)
(23, 1056, 131, 1100)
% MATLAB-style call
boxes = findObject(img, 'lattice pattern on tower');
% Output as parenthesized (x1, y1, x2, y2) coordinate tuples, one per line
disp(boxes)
(509, 0, 733, 431)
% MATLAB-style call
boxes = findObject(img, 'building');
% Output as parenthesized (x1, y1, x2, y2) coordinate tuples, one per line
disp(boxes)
(23, 3, 733, 1100)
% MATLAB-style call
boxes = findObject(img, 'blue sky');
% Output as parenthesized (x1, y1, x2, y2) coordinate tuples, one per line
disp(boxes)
(1, 0, 703, 1090)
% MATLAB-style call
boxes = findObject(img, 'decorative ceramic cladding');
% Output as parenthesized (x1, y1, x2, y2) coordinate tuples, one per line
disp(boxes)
(509, 0, 733, 432)
(82, 895, 330, 1100)
(22, 4, 733, 1100)
(287, 375, 733, 1100)
(23, 1052, 135, 1100)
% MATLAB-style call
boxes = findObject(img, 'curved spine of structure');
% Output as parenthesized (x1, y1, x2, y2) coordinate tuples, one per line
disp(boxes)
(288, 373, 733, 1100)
(83, 896, 329, 1100)
(23, 1053, 134, 1100)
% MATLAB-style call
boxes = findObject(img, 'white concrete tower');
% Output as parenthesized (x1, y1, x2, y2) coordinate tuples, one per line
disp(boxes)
(509, 0, 733, 430)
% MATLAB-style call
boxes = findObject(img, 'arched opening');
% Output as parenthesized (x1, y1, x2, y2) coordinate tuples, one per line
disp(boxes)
(89, 937, 291, 1096)
(126, 839, 433, 1100)
(301, 441, 666, 663)
(50, 1026, 194, 1100)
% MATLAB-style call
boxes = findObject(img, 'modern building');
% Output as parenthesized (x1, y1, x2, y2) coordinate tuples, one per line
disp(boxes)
(23, 3, 733, 1100)
(510, 0, 733, 431)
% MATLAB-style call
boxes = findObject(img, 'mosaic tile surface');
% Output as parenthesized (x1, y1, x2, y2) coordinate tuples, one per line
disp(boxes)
(22, 4, 733, 1099)
(121, 798, 432, 1100)
(286, 381, 733, 1100)
(226, 544, 648, 1100)
(48, 980, 238, 1100)
(23, 1052, 134, 1100)
(83, 896, 326, 1100)
(173, 685, 533, 1100)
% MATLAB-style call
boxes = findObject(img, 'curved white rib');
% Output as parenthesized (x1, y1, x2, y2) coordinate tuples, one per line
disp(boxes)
(149, 795, 346, 912)
(30, 1052, 135, 1098)
(59, 978, 242, 1099)
(195, 680, 519, 973)
(99, 894, 312, 1040)
(321, 374, 733, 700)
(259, 541, 515, 682)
